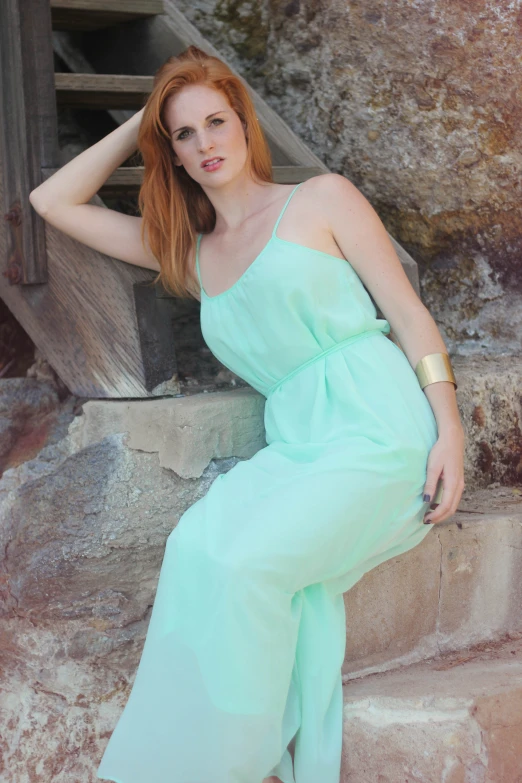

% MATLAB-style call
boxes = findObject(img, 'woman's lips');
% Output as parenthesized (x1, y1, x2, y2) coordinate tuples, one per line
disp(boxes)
(201, 158, 224, 171)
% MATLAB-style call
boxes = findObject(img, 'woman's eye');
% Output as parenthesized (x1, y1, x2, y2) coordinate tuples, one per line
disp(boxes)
(177, 118, 223, 141)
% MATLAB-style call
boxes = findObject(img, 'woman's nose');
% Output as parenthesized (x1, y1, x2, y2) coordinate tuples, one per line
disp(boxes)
(197, 134, 214, 153)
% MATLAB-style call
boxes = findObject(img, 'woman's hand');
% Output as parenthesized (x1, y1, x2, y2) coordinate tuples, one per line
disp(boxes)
(423, 426, 465, 525)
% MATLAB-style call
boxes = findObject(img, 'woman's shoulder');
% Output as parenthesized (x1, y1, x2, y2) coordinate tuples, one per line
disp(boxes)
(298, 174, 374, 237)
(289, 174, 360, 217)
(300, 172, 355, 198)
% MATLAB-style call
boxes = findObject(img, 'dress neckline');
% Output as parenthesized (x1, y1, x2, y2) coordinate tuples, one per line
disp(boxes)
(196, 183, 303, 301)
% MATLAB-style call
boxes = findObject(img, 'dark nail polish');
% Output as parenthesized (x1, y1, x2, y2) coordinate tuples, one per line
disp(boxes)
(423, 518, 432, 524)
(423, 493, 431, 502)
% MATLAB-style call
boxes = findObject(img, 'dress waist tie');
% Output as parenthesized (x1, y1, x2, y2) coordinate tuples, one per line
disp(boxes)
(266, 328, 385, 398)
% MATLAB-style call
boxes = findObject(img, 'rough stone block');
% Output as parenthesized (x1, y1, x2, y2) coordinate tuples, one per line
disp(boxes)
(69, 387, 267, 478)
(343, 492, 522, 678)
(343, 529, 441, 675)
(451, 355, 522, 489)
(437, 511, 522, 650)
(341, 637, 522, 783)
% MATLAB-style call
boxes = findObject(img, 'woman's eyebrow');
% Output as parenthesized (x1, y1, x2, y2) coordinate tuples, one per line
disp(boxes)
(172, 111, 229, 135)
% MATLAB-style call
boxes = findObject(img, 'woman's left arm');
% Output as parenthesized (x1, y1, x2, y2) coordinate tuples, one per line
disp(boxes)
(389, 314, 466, 526)
(321, 173, 465, 525)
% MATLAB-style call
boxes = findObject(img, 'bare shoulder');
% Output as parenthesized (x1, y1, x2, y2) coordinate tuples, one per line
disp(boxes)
(294, 173, 361, 218)
(306, 173, 380, 234)
(290, 174, 330, 200)
(304, 172, 359, 200)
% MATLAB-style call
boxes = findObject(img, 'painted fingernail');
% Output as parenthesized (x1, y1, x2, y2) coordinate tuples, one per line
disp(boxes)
(423, 494, 431, 502)
(423, 517, 433, 524)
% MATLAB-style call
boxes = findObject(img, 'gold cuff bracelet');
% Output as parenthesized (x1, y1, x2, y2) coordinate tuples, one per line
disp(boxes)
(415, 352, 457, 391)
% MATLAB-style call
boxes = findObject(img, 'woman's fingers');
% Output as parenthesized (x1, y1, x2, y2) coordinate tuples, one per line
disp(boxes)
(424, 476, 465, 524)
(422, 467, 442, 507)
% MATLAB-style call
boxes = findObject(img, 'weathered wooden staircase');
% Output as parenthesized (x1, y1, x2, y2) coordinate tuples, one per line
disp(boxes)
(0, 0, 419, 399)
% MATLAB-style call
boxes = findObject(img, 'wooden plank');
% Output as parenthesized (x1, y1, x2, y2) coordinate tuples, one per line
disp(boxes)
(51, 0, 164, 31)
(0, 0, 60, 284)
(133, 281, 179, 394)
(54, 73, 154, 109)
(41, 165, 326, 196)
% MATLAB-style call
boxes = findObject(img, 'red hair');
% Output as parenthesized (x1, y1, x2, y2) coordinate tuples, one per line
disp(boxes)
(137, 45, 273, 299)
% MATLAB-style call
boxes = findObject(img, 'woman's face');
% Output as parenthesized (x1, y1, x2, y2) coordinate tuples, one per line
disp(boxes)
(164, 84, 249, 186)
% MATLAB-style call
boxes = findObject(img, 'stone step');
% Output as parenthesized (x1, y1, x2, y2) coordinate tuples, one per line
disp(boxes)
(342, 487, 522, 678)
(341, 635, 522, 782)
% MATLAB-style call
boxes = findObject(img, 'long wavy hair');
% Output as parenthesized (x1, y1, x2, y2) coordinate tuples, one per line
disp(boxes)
(137, 45, 274, 300)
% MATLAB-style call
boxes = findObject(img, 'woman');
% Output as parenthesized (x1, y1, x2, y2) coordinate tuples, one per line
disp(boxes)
(30, 45, 465, 783)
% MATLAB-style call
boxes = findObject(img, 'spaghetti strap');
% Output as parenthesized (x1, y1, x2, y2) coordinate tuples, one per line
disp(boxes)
(195, 233, 203, 287)
(272, 183, 303, 239)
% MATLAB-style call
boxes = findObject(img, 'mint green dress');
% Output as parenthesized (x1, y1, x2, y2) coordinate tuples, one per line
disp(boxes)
(97, 183, 438, 783)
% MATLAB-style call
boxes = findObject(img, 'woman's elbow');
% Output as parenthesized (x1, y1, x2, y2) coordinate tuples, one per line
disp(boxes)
(28, 190, 50, 216)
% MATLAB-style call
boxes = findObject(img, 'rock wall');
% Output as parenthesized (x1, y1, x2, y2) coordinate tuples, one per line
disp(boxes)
(173, 0, 522, 355)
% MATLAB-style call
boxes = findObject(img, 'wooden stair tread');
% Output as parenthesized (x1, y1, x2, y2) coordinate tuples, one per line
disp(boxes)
(54, 72, 154, 92)
(54, 72, 154, 108)
(51, 0, 164, 31)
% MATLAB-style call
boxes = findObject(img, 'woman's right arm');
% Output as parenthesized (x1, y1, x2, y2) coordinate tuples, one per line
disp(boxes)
(29, 107, 160, 272)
